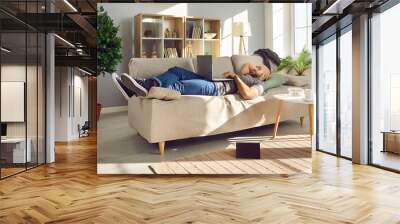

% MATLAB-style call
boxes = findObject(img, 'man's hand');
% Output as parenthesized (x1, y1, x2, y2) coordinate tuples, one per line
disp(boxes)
(223, 71, 237, 78)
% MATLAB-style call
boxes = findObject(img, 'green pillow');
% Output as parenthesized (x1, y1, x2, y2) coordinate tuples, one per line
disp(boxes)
(262, 74, 288, 91)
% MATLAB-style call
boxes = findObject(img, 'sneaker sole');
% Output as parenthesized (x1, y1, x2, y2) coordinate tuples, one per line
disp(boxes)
(121, 75, 148, 97)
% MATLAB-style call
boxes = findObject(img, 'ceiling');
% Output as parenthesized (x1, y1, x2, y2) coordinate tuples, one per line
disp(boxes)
(1, 32, 45, 63)
(311, 0, 389, 43)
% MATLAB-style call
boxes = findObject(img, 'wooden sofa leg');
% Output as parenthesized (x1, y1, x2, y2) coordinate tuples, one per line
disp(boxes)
(158, 142, 165, 155)
(300, 117, 304, 127)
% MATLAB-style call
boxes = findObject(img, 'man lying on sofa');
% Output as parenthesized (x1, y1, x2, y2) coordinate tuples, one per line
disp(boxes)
(122, 62, 271, 100)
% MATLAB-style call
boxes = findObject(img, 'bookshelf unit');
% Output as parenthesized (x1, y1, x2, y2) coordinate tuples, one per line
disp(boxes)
(203, 19, 221, 56)
(135, 14, 184, 58)
(184, 17, 221, 57)
(135, 14, 221, 58)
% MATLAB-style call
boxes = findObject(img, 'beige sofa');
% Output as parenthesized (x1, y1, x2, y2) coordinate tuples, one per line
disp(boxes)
(128, 55, 309, 154)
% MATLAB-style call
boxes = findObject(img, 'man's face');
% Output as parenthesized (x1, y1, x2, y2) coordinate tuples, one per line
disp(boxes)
(249, 64, 270, 80)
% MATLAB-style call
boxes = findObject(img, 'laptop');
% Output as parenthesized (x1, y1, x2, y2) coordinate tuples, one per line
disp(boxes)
(1, 123, 7, 140)
(197, 55, 232, 81)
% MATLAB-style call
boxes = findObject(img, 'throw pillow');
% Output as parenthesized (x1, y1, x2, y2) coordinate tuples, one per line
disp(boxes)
(231, 55, 264, 74)
(145, 87, 181, 100)
(262, 74, 288, 91)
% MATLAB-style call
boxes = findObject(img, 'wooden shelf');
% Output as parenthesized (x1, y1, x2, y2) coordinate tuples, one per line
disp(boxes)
(142, 37, 162, 40)
(185, 38, 203, 41)
(142, 21, 162, 24)
(135, 14, 220, 58)
(164, 38, 183, 40)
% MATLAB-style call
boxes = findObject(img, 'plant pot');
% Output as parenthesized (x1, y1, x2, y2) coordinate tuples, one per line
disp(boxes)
(281, 74, 311, 87)
(96, 103, 102, 121)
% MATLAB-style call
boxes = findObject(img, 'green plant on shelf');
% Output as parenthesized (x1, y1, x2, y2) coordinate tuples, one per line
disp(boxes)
(97, 6, 123, 76)
(276, 47, 311, 76)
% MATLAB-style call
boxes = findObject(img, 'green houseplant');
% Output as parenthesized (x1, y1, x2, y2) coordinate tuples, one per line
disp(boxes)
(277, 47, 311, 76)
(96, 6, 123, 120)
(97, 6, 123, 76)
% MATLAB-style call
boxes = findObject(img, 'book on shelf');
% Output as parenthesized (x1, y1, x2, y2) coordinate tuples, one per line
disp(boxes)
(185, 41, 193, 58)
(164, 48, 179, 58)
(191, 24, 202, 39)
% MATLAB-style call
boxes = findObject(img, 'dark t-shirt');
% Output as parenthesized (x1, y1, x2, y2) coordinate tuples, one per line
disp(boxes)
(214, 74, 264, 96)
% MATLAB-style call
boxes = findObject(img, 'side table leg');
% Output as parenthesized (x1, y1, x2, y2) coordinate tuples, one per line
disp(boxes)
(308, 104, 314, 136)
(273, 100, 283, 138)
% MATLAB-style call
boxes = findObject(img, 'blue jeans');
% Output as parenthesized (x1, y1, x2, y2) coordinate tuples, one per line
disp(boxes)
(150, 67, 218, 96)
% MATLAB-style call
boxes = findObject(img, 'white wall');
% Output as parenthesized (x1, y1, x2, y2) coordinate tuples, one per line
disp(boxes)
(72, 74, 89, 138)
(55, 67, 69, 141)
(98, 3, 266, 107)
(1, 63, 47, 164)
(1, 65, 36, 137)
(264, 5, 273, 49)
(76, 74, 89, 124)
(55, 67, 89, 141)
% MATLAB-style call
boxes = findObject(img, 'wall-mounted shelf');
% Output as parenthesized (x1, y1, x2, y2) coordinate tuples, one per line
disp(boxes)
(135, 14, 220, 58)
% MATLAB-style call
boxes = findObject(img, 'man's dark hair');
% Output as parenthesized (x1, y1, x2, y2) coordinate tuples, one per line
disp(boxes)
(254, 49, 281, 70)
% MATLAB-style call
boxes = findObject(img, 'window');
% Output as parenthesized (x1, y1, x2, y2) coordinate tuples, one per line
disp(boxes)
(294, 3, 312, 55)
(316, 27, 352, 159)
(370, 3, 400, 171)
(317, 36, 337, 155)
(272, 4, 284, 57)
(0, 2, 47, 179)
(390, 75, 400, 130)
(339, 27, 352, 158)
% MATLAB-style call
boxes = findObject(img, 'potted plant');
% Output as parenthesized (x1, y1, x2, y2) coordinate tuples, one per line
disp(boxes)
(276, 47, 311, 76)
(97, 6, 123, 120)
(96, 103, 102, 121)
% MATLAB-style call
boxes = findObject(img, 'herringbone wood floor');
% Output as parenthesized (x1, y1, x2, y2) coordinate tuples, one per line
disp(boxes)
(1, 134, 400, 223)
(151, 135, 311, 174)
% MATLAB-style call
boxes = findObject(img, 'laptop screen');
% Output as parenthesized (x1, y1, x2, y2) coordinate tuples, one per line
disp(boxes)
(197, 55, 213, 79)
(1, 123, 7, 137)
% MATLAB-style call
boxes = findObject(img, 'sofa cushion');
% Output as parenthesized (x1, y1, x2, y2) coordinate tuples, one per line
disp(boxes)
(129, 58, 195, 79)
(262, 74, 288, 91)
(145, 87, 181, 100)
(192, 56, 234, 78)
(231, 55, 264, 74)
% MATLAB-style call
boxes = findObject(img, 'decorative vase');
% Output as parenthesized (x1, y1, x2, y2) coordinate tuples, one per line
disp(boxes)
(144, 30, 152, 37)
(164, 28, 170, 38)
